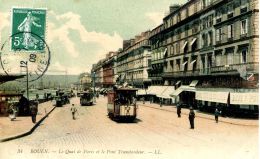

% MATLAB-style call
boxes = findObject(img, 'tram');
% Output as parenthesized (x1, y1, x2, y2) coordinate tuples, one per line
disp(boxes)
(80, 91, 94, 106)
(107, 87, 138, 121)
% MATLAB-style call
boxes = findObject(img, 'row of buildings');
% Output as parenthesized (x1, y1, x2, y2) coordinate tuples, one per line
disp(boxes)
(90, 0, 259, 116)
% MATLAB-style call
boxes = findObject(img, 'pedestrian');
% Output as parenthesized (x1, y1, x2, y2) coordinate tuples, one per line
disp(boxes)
(142, 97, 145, 104)
(132, 96, 137, 106)
(8, 104, 17, 121)
(177, 103, 181, 118)
(189, 107, 195, 129)
(30, 101, 38, 123)
(70, 104, 78, 120)
(160, 98, 162, 107)
(215, 108, 221, 123)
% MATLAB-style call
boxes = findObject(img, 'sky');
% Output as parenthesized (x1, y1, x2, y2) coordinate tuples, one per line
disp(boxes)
(0, 0, 184, 75)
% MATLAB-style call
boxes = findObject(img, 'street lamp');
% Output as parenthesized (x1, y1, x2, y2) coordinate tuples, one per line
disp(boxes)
(26, 63, 29, 101)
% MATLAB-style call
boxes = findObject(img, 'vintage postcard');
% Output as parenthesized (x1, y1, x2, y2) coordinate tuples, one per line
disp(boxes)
(0, 0, 259, 159)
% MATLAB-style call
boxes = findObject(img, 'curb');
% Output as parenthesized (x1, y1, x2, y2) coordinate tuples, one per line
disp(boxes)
(0, 106, 56, 142)
(140, 104, 258, 127)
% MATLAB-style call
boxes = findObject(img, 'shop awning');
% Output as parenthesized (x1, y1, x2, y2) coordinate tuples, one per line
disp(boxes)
(195, 91, 229, 104)
(146, 86, 160, 95)
(189, 80, 199, 87)
(170, 85, 196, 97)
(137, 89, 147, 96)
(155, 86, 168, 97)
(157, 86, 175, 99)
(230, 92, 259, 105)
(175, 80, 181, 85)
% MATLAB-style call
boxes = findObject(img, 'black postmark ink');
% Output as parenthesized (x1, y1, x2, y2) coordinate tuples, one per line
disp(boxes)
(0, 31, 51, 82)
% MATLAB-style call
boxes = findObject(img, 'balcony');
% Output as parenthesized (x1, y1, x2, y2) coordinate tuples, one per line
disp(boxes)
(163, 70, 201, 78)
(227, 12, 234, 19)
(210, 63, 258, 74)
(240, 7, 248, 14)
(216, 18, 222, 23)
(240, 33, 248, 39)
(162, 63, 258, 78)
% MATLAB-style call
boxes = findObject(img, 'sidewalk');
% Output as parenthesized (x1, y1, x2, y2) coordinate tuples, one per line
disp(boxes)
(138, 101, 259, 126)
(0, 101, 55, 142)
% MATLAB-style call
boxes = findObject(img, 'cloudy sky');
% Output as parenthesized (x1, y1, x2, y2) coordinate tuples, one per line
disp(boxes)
(0, 0, 184, 75)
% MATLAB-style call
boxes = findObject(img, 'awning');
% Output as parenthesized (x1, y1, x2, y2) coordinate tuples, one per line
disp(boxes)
(157, 86, 175, 99)
(170, 85, 196, 97)
(230, 92, 259, 105)
(190, 60, 196, 65)
(190, 38, 197, 46)
(163, 48, 167, 56)
(189, 80, 199, 87)
(146, 86, 160, 95)
(137, 89, 147, 96)
(155, 86, 168, 97)
(182, 41, 188, 51)
(175, 80, 181, 85)
(195, 91, 229, 104)
(182, 61, 188, 66)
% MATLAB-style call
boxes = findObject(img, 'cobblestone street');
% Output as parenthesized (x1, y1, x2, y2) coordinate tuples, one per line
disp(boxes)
(0, 96, 258, 159)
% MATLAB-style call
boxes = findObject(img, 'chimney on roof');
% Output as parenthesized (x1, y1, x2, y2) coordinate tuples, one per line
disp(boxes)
(123, 40, 131, 50)
(169, 4, 180, 13)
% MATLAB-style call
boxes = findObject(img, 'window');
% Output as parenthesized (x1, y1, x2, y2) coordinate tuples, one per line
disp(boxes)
(208, 31, 213, 46)
(241, 49, 247, 63)
(202, 0, 206, 8)
(216, 9, 222, 23)
(228, 24, 234, 39)
(176, 59, 181, 71)
(216, 28, 222, 42)
(177, 13, 181, 22)
(227, 53, 233, 65)
(227, 3, 234, 18)
(208, 15, 213, 27)
(176, 43, 180, 53)
(241, 19, 248, 35)
(202, 34, 208, 47)
(215, 55, 221, 66)
(170, 60, 174, 69)
(183, 57, 188, 71)
(191, 56, 197, 71)
(207, 55, 212, 68)
(185, 25, 189, 37)
(192, 22, 199, 34)
(241, 0, 248, 8)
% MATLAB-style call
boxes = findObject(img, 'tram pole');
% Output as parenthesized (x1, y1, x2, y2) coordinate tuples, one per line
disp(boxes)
(26, 63, 29, 101)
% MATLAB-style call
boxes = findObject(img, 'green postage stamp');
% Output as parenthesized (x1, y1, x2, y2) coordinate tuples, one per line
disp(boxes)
(11, 8, 46, 51)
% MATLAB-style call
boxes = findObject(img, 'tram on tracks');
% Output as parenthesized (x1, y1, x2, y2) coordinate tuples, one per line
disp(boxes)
(80, 91, 94, 106)
(107, 87, 138, 121)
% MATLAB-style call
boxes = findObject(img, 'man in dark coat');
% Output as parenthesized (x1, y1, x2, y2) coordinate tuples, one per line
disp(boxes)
(189, 107, 195, 129)
(214, 108, 221, 123)
(30, 101, 38, 123)
(177, 103, 181, 118)
(18, 95, 29, 116)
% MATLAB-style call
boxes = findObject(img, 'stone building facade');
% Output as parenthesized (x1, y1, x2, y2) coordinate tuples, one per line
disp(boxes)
(150, 0, 259, 115)
(116, 31, 151, 88)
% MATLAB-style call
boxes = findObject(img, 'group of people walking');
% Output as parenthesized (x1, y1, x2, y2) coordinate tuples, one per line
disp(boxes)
(176, 103, 221, 129)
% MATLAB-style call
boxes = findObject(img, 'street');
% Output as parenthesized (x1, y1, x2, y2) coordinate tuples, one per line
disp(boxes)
(0, 96, 258, 159)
